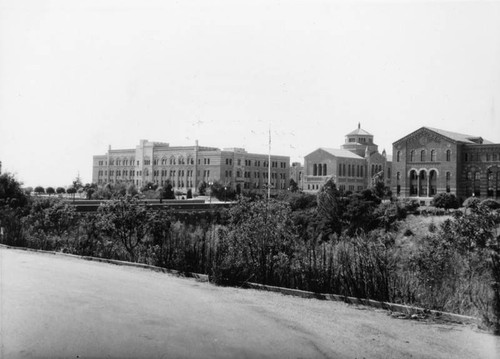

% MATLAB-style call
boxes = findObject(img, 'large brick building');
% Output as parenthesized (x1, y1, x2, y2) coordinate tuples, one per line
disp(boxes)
(392, 127, 500, 200)
(92, 140, 290, 194)
(303, 124, 391, 193)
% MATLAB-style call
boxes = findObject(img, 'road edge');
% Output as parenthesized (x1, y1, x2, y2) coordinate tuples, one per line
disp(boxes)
(1, 243, 481, 326)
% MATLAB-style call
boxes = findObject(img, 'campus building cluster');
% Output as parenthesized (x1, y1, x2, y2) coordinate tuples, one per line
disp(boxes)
(92, 140, 290, 195)
(92, 125, 500, 200)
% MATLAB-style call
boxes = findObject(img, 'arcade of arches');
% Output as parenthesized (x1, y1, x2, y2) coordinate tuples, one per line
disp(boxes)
(396, 166, 500, 198)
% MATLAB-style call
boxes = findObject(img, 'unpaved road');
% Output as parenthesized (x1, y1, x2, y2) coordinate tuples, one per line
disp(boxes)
(1, 247, 499, 359)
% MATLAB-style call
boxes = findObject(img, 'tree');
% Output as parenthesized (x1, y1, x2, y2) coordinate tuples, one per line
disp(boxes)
(97, 196, 152, 262)
(83, 183, 97, 200)
(56, 187, 66, 195)
(187, 188, 193, 199)
(316, 178, 344, 240)
(0, 173, 28, 208)
(0, 173, 28, 245)
(198, 181, 207, 196)
(66, 187, 77, 201)
(162, 180, 175, 200)
(289, 179, 299, 193)
(23, 187, 33, 196)
(34, 186, 45, 195)
(72, 175, 83, 192)
(213, 198, 298, 285)
(343, 189, 381, 235)
(46, 187, 55, 196)
(439, 204, 500, 332)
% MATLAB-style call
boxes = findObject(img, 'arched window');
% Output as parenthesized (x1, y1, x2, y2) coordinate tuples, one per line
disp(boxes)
(338, 163, 342, 176)
(323, 164, 327, 175)
(313, 164, 317, 176)
(410, 150, 414, 162)
(420, 150, 426, 162)
(446, 150, 451, 161)
(430, 150, 436, 162)
(446, 172, 451, 193)
(397, 151, 401, 162)
(318, 164, 323, 176)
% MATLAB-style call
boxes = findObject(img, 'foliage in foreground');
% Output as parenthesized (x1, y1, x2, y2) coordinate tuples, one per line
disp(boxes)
(2, 173, 500, 332)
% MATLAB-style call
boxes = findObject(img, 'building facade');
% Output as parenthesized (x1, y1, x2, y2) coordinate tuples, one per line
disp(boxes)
(392, 127, 500, 199)
(92, 140, 290, 194)
(303, 124, 391, 193)
(290, 162, 304, 190)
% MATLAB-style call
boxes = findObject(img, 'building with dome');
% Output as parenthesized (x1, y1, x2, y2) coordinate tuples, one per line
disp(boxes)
(303, 124, 391, 193)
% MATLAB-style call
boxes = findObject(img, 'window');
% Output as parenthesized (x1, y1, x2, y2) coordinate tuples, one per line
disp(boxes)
(430, 150, 435, 162)
(446, 150, 451, 161)
(396, 151, 401, 162)
(420, 150, 426, 162)
(410, 151, 414, 162)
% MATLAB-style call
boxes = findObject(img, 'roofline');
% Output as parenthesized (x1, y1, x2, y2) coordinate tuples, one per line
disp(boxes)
(392, 127, 457, 146)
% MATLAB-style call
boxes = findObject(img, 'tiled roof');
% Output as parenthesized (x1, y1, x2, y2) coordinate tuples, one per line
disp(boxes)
(318, 148, 364, 159)
(424, 127, 489, 144)
(347, 127, 373, 136)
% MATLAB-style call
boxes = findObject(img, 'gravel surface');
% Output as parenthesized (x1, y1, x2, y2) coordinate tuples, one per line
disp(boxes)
(1, 247, 499, 359)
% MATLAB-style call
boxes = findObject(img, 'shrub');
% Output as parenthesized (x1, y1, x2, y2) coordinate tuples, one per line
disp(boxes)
(481, 198, 500, 210)
(400, 198, 420, 213)
(463, 196, 481, 209)
(431, 193, 460, 209)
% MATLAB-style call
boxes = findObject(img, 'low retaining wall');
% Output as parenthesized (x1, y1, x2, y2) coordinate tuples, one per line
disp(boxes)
(0, 244, 209, 282)
(1, 244, 480, 326)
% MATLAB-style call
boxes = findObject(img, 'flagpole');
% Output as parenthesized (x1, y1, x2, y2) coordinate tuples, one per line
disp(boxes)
(268, 124, 271, 200)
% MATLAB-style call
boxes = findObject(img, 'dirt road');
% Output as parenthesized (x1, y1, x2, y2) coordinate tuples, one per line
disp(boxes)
(1, 247, 498, 359)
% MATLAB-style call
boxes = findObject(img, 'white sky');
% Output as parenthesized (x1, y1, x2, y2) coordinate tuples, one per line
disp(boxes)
(1, 0, 499, 188)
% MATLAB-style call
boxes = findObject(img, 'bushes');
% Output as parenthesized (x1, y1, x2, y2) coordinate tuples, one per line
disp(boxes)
(4, 178, 500, 331)
(431, 193, 460, 209)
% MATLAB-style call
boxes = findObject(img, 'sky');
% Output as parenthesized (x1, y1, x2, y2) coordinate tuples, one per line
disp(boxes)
(1, 0, 500, 188)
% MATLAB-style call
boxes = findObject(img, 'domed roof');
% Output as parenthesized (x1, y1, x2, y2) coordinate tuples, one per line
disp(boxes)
(347, 123, 373, 136)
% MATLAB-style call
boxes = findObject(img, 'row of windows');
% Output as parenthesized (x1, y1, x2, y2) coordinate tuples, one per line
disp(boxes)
(338, 163, 364, 178)
(396, 149, 451, 163)
(312, 163, 327, 176)
(101, 157, 290, 168)
(396, 171, 452, 182)
(464, 153, 500, 162)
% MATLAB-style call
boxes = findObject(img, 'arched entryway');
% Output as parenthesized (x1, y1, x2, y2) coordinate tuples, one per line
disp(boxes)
(418, 170, 427, 197)
(429, 170, 437, 196)
(409, 170, 418, 196)
(487, 166, 500, 198)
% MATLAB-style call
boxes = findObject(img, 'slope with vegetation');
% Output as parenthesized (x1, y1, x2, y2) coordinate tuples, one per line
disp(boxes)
(1, 173, 500, 332)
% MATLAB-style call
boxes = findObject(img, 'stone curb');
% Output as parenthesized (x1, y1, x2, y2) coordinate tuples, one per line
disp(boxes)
(1, 244, 480, 326)
(242, 282, 481, 326)
(0, 244, 209, 282)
